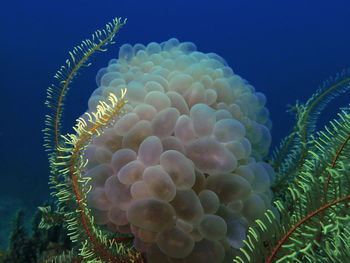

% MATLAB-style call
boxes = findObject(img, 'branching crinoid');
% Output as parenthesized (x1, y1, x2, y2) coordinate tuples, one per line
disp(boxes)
(271, 70, 350, 193)
(43, 17, 144, 262)
(233, 73, 350, 262)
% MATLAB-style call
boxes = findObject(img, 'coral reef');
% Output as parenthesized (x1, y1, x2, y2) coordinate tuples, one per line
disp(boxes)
(0, 206, 74, 263)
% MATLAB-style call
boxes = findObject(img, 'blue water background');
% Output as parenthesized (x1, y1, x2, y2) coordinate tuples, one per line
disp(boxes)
(0, 0, 349, 248)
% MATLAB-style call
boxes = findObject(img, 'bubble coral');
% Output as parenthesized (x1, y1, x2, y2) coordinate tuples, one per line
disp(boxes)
(81, 38, 277, 262)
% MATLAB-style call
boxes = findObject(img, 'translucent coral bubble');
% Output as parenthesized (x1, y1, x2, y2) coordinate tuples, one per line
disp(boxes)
(206, 173, 252, 203)
(174, 115, 196, 144)
(185, 239, 225, 263)
(186, 137, 237, 174)
(254, 125, 272, 156)
(214, 119, 246, 143)
(257, 107, 270, 124)
(144, 91, 171, 111)
(184, 82, 206, 108)
(146, 42, 161, 55)
(138, 136, 163, 166)
(119, 43, 133, 61)
(111, 148, 137, 174)
(144, 74, 169, 91)
(141, 62, 154, 73)
(198, 189, 220, 214)
(170, 189, 204, 225)
(126, 80, 147, 103)
(156, 226, 195, 259)
(100, 72, 121, 88)
(143, 165, 176, 201)
(95, 147, 112, 164)
(117, 160, 145, 185)
(242, 194, 266, 221)
(260, 161, 276, 184)
(136, 50, 147, 62)
(215, 109, 232, 121)
(176, 219, 193, 233)
(133, 103, 157, 121)
(122, 120, 152, 152)
(225, 140, 245, 160)
(161, 136, 185, 154)
(227, 200, 244, 213)
(207, 52, 227, 66)
(228, 103, 243, 120)
(226, 219, 246, 249)
(169, 73, 193, 94)
(96, 67, 107, 86)
(166, 91, 190, 115)
(246, 121, 262, 144)
(88, 95, 105, 111)
(160, 150, 195, 190)
(93, 128, 122, 153)
(178, 42, 197, 54)
(150, 54, 163, 65)
(146, 244, 170, 263)
(86, 164, 113, 188)
(163, 38, 180, 51)
(240, 137, 252, 158)
(133, 43, 146, 56)
(130, 180, 152, 200)
(201, 75, 214, 89)
(189, 226, 203, 242)
(198, 214, 227, 241)
(213, 78, 235, 104)
(114, 113, 140, 136)
(127, 198, 176, 232)
(151, 107, 180, 138)
(138, 227, 158, 243)
(145, 80, 164, 93)
(186, 64, 207, 81)
(174, 54, 196, 70)
(190, 104, 216, 137)
(83, 145, 99, 169)
(87, 187, 112, 211)
(108, 206, 128, 226)
(249, 162, 271, 193)
(105, 175, 133, 211)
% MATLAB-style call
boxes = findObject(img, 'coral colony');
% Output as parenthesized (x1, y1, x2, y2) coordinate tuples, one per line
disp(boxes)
(39, 17, 350, 263)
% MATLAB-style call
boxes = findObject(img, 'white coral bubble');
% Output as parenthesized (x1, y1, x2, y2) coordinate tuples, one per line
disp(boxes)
(138, 136, 163, 166)
(143, 165, 176, 201)
(151, 107, 180, 138)
(214, 119, 246, 142)
(127, 198, 177, 232)
(186, 137, 237, 174)
(174, 115, 196, 143)
(190, 103, 216, 137)
(117, 160, 145, 185)
(160, 150, 195, 190)
(156, 226, 195, 258)
(144, 91, 171, 111)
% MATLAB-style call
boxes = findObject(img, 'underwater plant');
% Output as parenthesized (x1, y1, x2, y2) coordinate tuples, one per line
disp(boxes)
(42, 17, 350, 263)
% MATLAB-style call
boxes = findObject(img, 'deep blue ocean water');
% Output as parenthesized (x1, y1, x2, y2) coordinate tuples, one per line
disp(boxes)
(0, 0, 349, 249)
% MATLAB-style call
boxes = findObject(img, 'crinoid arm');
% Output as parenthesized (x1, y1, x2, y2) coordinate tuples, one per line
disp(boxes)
(42, 18, 145, 262)
(271, 69, 350, 191)
(234, 105, 350, 263)
(43, 17, 126, 168)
